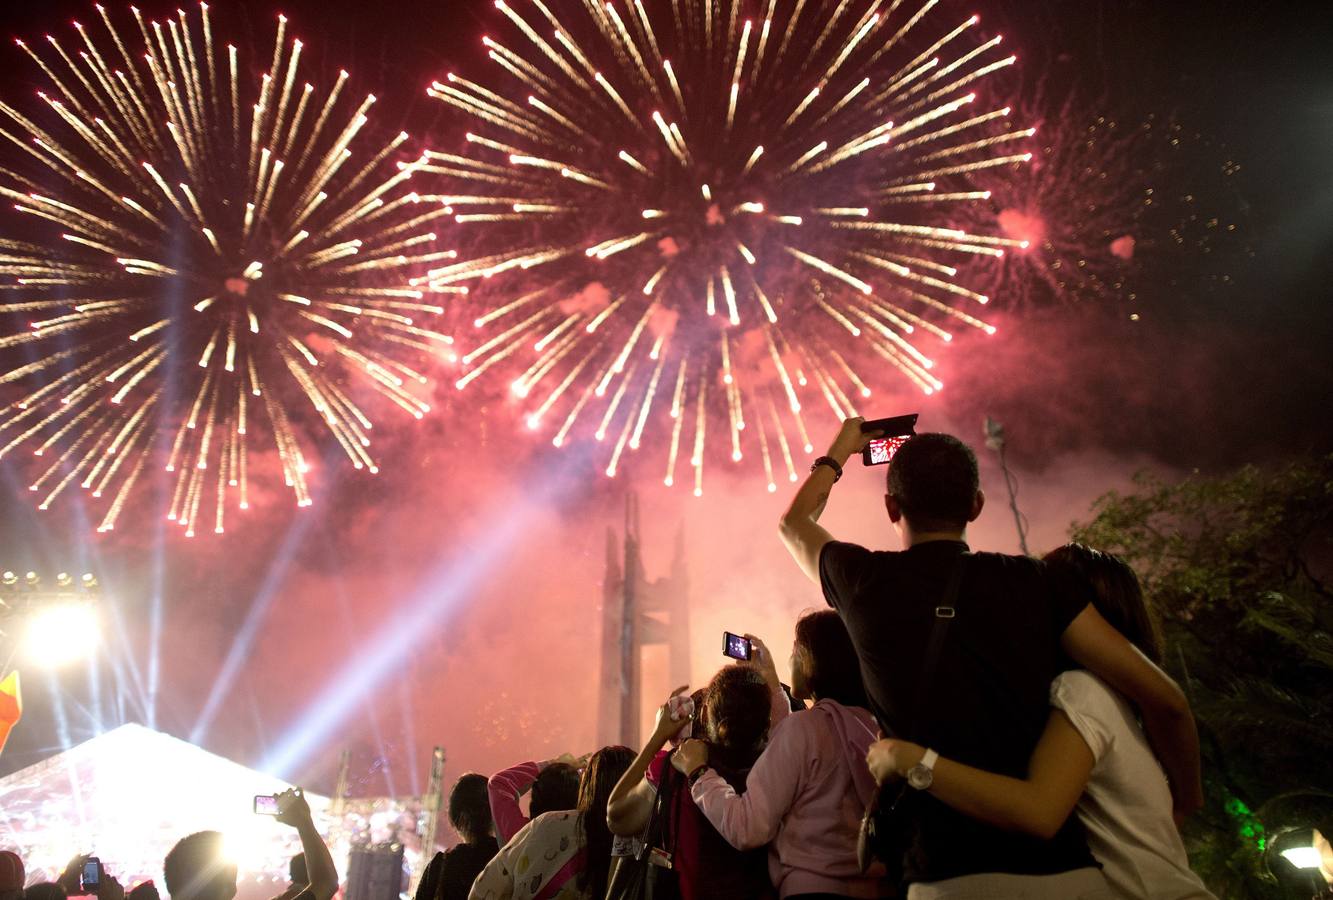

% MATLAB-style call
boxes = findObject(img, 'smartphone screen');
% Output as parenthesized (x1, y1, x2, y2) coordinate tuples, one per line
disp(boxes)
(723, 631, 752, 660)
(863, 434, 911, 466)
(81, 859, 101, 892)
(253, 794, 281, 816)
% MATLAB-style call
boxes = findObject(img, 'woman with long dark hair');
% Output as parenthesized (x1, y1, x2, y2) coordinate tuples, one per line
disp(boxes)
(469, 745, 634, 900)
(867, 544, 1214, 899)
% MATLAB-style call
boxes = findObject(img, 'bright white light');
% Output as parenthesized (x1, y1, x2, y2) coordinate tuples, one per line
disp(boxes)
(26, 603, 99, 668)
(1281, 846, 1321, 869)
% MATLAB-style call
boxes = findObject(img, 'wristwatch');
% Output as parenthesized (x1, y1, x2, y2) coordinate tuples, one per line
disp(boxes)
(906, 748, 939, 790)
(811, 455, 843, 482)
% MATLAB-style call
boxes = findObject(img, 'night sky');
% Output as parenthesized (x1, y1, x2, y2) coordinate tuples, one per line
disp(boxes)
(0, 0, 1329, 797)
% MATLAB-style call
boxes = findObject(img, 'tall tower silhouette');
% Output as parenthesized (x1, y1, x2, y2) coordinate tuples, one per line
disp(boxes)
(597, 494, 690, 748)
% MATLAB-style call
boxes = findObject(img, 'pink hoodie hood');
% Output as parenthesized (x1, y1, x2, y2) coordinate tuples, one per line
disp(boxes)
(815, 698, 882, 811)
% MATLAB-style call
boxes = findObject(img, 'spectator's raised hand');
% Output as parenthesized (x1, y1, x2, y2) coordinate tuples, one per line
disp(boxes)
(737, 634, 781, 691)
(651, 684, 692, 745)
(58, 855, 89, 895)
(96, 873, 124, 900)
(274, 788, 314, 829)
(826, 416, 880, 466)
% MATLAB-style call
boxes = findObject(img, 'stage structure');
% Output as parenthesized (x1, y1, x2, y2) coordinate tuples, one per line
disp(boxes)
(597, 495, 690, 748)
(329, 744, 447, 893)
(0, 725, 446, 896)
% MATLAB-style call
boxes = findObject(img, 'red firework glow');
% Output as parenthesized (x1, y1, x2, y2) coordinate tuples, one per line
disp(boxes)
(422, 0, 1034, 495)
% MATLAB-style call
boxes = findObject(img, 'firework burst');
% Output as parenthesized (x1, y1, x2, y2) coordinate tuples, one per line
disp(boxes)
(424, 0, 1031, 494)
(957, 87, 1248, 311)
(0, 4, 454, 534)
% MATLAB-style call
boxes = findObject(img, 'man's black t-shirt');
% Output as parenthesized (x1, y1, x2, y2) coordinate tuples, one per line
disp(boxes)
(820, 538, 1096, 885)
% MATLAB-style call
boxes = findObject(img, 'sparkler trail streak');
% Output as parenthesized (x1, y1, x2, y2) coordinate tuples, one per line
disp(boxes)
(0, 4, 454, 534)
(957, 90, 1248, 311)
(426, 0, 1032, 494)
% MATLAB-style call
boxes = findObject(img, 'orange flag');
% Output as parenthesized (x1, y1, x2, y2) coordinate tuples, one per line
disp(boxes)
(0, 671, 21, 756)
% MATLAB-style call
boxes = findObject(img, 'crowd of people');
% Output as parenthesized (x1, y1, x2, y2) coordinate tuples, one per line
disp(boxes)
(415, 422, 1220, 899)
(3, 422, 1253, 899)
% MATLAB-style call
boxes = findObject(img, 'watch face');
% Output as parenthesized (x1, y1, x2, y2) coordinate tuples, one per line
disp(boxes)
(907, 764, 933, 790)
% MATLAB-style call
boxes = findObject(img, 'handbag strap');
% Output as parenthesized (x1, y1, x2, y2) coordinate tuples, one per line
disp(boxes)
(904, 552, 970, 742)
(635, 750, 678, 861)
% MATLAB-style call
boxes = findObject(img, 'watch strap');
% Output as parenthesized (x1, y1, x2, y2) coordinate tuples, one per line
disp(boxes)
(921, 748, 938, 772)
(811, 455, 843, 482)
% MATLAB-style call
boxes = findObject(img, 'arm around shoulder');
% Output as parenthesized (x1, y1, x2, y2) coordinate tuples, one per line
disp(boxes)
(1060, 605, 1203, 818)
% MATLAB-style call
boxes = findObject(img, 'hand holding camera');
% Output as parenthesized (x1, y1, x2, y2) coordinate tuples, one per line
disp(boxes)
(725, 631, 780, 693)
(254, 787, 315, 830)
(823, 415, 919, 468)
(58, 856, 123, 900)
(651, 685, 693, 745)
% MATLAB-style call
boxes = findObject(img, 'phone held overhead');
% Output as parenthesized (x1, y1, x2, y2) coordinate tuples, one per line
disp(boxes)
(723, 631, 753, 661)
(860, 414, 919, 466)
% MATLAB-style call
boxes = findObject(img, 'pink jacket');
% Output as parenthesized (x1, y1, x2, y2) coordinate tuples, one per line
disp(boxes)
(690, 699, 890, 899)
(488, 760, 540, 845)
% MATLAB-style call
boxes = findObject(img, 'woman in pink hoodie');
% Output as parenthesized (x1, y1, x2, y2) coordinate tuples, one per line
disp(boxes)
(672, 610, 892, 899)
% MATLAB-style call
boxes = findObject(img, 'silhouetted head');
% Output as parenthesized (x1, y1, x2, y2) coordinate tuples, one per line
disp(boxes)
(163, 832, 236, 900)
(575, 745, 635, 900)
(704, 665, 771, 769)
(447, 773, 494, 844)
(791, 609, 869, 707)
(530, 762, 580, 819)
(0, 851, 23, 900)
(288, 854, 307, 887)
(885, 433, 982, 534)
(23, 885, 63, 900)
(1045, 543, 1162, 665)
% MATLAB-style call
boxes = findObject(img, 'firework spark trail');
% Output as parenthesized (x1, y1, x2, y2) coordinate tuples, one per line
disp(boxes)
(424, 0, 1031, 494)
(955, 88, 1247, 311)
(0, 4, 454, 534)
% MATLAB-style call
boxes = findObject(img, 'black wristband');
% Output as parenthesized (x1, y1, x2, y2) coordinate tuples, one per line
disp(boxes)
(687, 764, 709, 785)
(811, 456, 843, 482)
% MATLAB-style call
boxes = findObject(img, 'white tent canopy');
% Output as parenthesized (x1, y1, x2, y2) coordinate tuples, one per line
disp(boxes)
(0, 723, 322, 890)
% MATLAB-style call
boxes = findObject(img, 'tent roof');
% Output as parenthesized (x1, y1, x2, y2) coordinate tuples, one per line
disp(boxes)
(0, 723, 319, 887)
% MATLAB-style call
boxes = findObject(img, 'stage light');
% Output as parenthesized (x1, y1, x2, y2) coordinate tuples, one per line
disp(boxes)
(56, 572, 72, 587)
(81, 573, 96, 586)
(1, 571, 14, 585)
(24, 572, 39, 586)
(1281, 846, 1321, 869)
(25, 602, 99, 669)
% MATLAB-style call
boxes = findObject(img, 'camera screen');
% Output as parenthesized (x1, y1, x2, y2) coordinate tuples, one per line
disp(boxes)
(724, 632, 752, 660)
(867, 435, 910, 465)
(81, 861, 100, 887)
(254, 794, 281, 815)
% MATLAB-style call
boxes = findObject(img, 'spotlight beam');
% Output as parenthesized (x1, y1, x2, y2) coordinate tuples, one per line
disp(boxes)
(260, 454, 588, 779)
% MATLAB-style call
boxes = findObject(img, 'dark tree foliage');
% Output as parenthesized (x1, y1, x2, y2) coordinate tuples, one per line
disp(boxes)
(1071, 455, 1333, 899)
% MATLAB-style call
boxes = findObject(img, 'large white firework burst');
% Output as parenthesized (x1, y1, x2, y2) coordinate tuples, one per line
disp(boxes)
(424, 0, 1031, 494)
(0, 4, 454, 534)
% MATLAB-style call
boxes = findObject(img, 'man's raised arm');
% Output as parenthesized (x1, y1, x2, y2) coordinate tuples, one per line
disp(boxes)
(779, 417, 875, 583)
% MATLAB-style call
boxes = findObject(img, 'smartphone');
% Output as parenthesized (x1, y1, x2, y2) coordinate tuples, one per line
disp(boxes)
(723, 631, 752, 661)
(860, 414, 919, 466)
(253, 794, 281, 816)
(80, 858, 102, 893)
